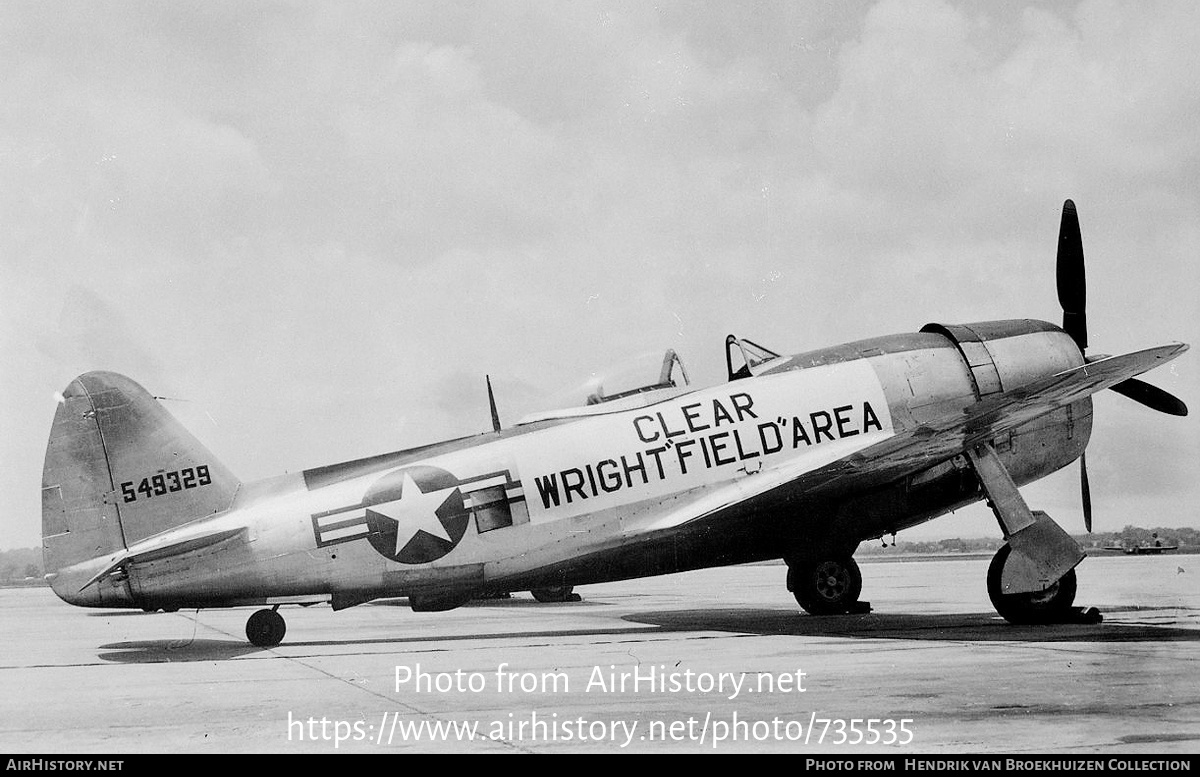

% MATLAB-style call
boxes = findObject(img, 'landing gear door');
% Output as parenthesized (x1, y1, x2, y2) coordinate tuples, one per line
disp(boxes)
(726, 335, 782, 381)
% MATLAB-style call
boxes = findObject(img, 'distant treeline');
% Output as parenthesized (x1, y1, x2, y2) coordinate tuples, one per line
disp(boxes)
(858, 525, 1200, 555)
(0, 547, 45, 585)
(4, 524, 1199, 583)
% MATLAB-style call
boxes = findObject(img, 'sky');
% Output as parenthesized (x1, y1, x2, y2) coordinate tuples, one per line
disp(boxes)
(3, 0, 1198, 551)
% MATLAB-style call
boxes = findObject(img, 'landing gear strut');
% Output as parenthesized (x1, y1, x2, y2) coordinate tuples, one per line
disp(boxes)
(788, 556, 868, 615)
(987, 544, 1077, 624)
(246, 607, 286, 647)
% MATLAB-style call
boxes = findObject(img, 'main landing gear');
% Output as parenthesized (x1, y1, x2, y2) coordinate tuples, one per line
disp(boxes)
(530, 586, 581, 603)
(246, 606, 286, 647)
(987, 543, 1099, 625)
(969, 444, 1100, 625)
(787, 556, 871, 615)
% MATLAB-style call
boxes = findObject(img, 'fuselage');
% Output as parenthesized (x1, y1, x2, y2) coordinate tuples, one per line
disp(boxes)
(47, 319, 1091, 611)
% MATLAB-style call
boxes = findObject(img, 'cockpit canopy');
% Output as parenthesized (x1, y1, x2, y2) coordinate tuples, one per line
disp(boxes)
(725, 335, 783, 380)
(584, 349, 689, 405)
(517, 349, 692, 424)
(515, 336, 786, 425)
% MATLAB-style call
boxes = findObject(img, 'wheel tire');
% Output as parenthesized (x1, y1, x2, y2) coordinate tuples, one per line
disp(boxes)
(531, 586, 574, 603)
(792, 557, 863, 615)
(246, 608, 286, 647)
(987, 544, 1077, 624)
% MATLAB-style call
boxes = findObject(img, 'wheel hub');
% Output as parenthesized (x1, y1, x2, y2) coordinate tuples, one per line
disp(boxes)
(790, 555, 863, 615)
(814, 562, 849, 601)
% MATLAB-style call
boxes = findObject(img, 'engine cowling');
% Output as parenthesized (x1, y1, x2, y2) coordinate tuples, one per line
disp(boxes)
(920, 319, 1083, 398)
(920, 319, 1092, 488)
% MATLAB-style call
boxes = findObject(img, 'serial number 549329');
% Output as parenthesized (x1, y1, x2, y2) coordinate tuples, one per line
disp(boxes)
(120, 465, 212, 503)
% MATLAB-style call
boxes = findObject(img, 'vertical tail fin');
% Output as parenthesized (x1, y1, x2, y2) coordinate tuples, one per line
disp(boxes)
(42, 372, 240, 603)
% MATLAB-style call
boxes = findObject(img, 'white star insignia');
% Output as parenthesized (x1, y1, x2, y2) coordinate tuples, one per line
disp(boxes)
(367, 472, 458, 556)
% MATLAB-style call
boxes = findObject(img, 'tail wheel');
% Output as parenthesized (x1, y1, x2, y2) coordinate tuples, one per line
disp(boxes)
(987, 544, 1077, 624)
(246, 608, 286, 647)
(790, 557, 862, 615)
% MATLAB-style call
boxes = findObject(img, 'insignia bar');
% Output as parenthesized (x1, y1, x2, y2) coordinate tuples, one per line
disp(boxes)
(311, 509, 370, 548)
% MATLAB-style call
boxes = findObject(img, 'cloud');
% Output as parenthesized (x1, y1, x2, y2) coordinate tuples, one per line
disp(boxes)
(804, 1, 1200, 237)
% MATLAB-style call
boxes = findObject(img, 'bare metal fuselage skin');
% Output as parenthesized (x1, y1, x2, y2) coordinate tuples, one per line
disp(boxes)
(44, 319, 1090, 612)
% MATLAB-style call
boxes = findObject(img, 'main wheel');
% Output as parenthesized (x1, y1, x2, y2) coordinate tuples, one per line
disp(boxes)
(987, 544, 1077, 624)
(246, 608, 286, 647)
(790, 557, 863, 615)
(531, 586, 576, 603)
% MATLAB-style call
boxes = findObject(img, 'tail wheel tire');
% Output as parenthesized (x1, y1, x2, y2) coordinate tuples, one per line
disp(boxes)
(246, 608, 286, 647)
(791, 557, 862, 615)
(987, 544, 1077, 624)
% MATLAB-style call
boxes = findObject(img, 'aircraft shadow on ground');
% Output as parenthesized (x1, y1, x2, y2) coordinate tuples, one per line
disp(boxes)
(98, 639, 261, 663)
(94, 605, 1198, 663)
(621, 607, 1200, 643)
(95, 626, 666, 663)
(367, 597, 605, 609)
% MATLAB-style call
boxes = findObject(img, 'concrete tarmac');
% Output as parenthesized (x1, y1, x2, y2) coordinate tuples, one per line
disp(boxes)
(1, 555, 1197, 754)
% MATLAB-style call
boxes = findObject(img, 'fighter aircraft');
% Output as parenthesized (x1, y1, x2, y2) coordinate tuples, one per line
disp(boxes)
(41, 201, 1189, 647)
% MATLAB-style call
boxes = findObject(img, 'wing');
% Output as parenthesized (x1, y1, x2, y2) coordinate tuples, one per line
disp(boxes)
(637, 343, 1187, 535)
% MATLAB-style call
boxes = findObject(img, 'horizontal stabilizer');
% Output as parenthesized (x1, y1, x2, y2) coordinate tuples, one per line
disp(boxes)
(77, 524, 247, 593)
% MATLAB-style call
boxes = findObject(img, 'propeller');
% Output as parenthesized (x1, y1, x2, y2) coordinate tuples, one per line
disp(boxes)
(1108, 376, 1189, 416)
(1054, 199, 1189, 532)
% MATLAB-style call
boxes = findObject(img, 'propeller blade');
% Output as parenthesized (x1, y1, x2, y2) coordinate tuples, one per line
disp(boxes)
(1080, 452, 1092, 533)
(1056, 199, 1087, 350)
(1110, 377, 1189, 416)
